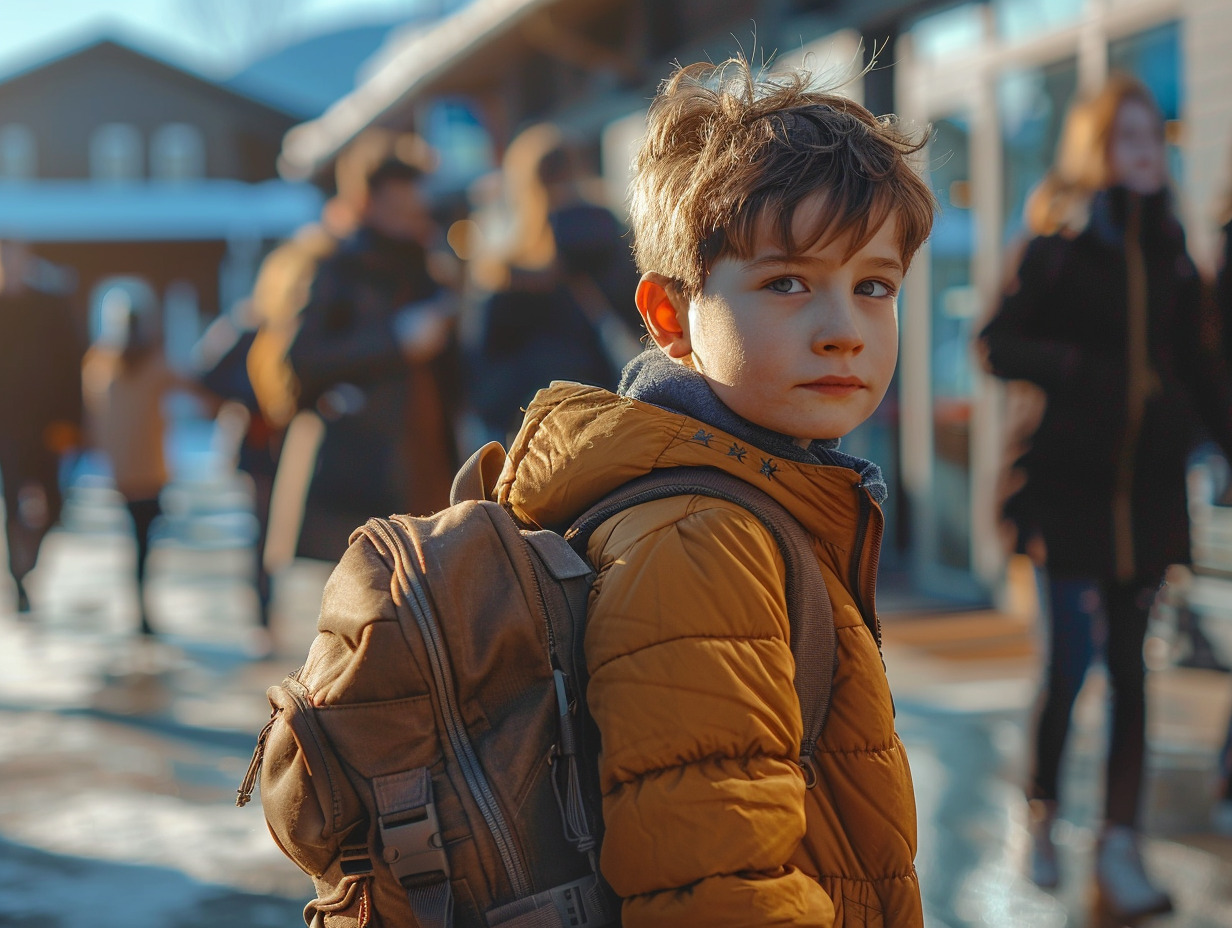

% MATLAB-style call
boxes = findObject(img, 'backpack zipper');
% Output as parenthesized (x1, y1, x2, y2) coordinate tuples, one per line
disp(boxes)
(368, 519, 533, 899)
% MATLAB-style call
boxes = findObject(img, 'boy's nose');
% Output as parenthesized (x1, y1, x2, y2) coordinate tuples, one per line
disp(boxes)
(811, 298, 864, 355)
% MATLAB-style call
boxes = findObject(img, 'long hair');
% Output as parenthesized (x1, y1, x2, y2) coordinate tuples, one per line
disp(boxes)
(1025, 72, 1164, 236)
(467, 123, 570, 293)
(501, 123, 565, 273)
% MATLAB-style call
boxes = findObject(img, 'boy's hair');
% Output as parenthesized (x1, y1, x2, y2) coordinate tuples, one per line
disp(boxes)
(628, 58, 936, 296)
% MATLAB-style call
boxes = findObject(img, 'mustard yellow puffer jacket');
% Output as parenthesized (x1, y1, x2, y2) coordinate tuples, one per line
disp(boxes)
(496, 383, 922, 927)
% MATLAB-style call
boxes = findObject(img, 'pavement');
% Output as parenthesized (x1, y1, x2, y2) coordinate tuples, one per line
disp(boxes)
(883, 605, 1232, 928)
(3, 469, 1232, 926)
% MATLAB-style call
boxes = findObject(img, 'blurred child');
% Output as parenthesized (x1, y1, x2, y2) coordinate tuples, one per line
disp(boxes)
(496, 59, 935, 925)
(83, 281, 194, 636)
(980, 74, 1232, 919)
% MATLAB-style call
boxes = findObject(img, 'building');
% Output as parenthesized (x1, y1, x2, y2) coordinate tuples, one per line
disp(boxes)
(0, 36, 323, 362)
(280, 0, 1232, 601)
(226, 19, 421, 119)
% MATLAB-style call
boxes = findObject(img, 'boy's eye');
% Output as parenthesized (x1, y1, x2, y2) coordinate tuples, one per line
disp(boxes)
(766, 277, 806, 294)
(855, 279, 895, 298)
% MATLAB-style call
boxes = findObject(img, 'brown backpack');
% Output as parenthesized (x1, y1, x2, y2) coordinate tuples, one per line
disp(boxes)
(238, 442, 836, 928)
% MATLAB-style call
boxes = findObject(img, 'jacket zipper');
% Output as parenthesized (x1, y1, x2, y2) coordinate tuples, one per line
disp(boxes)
(851, 483, 883, 648)
(369, 520, 533, 899)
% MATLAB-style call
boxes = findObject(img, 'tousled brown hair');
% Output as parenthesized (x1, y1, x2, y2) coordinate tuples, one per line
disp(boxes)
(1025, 72, 1164, 236)
(628, 58, 936, 296)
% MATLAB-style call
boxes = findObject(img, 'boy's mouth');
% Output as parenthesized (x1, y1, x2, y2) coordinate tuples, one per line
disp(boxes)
(800, 376, 864, 395)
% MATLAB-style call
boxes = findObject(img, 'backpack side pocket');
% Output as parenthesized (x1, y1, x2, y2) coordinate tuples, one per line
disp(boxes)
(260, 678, 365, 877)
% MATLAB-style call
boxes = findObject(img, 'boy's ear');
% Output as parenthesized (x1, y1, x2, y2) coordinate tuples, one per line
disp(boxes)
(635, 273, 691, 359)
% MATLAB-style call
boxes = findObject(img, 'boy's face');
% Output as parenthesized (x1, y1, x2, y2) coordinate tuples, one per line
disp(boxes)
(640, 195, 903, 443)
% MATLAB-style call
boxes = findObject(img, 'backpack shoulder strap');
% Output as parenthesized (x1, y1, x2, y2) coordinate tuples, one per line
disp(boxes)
(566, 466, 836, 782)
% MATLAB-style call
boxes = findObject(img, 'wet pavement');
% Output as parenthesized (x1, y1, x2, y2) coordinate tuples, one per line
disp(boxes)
(885, 609, 1232, 928)
(4, 473, 1232, 926)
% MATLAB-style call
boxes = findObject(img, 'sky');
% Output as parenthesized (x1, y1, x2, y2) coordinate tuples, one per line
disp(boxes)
(0, 0, 435, 79)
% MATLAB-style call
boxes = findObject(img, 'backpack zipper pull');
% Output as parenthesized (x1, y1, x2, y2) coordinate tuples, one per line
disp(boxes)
(236, 710, 278, 808)
(549, 670, 597, 859)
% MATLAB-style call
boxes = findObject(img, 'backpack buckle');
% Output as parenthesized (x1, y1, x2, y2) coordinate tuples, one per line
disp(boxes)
(374, 768, 450, 886)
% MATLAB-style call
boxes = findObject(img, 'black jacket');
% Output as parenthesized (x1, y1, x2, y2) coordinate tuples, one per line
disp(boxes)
(980, 187, 1232, 579)
(288, 229, 459, 560)
(470, 202, 641, 441)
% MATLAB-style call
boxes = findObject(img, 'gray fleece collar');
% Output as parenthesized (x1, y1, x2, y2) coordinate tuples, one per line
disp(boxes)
(618, 348, 888, 503)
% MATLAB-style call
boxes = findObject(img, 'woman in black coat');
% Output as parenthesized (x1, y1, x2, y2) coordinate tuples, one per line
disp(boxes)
(980, 74, 1232, 920)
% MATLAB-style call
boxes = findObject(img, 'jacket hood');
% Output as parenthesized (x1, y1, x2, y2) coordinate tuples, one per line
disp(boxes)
(496, 377, 884, 558)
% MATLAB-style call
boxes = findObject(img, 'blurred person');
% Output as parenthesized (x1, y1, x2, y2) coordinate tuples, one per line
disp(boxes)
(288, 157, 460, 561)
(979, 74, 1232, 919)
(196, 226, 337, 649)
(83, 280, 198, 636)
(196, 300, 278, 640)
(0, 240, 83, 614)
(468, 123, 642, 441)
(1210, 186, 1232, 836)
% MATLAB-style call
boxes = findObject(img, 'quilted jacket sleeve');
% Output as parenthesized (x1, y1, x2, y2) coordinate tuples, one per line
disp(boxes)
(584, 497, 835, 928)
(979, 235, 1083, 391)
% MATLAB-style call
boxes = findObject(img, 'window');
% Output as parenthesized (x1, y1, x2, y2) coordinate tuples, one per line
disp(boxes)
(999, 58, 1080, 240)
(994, 0, 1086, 42)
(908, 3, 985, 61)
(151, 123, 205, 181)
(90, 123, 143, 181)
(423, 102, 493, 186)
(0, 124, 36, 180)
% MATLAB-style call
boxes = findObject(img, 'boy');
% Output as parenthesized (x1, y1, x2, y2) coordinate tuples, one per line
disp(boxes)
(495, 59, 935, 926)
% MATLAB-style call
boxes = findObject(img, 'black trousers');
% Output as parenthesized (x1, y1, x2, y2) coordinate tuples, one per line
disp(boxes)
(126, 498, 161, 635)
(1029, 574, 1154, 828)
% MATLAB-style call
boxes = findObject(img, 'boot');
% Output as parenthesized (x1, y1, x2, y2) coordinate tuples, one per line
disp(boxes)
(1095, 826, 1173, 921)
(1028, 799, 1060, 888)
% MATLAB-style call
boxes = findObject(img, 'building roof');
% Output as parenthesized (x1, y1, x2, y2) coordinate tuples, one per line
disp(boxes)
(0, 34, 300, 121)
(0, 180, 323, 242)
(279, 0, 564, 180)
(224, 20, 409, 119)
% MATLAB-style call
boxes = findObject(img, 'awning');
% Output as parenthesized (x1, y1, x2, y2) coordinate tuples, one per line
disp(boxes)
(279, 0, 562, 181)
(0, 179, 323, 242)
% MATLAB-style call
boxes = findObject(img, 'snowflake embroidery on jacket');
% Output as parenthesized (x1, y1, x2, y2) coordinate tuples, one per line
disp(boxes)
(690, 429, 714, 447)
(759, 458, 779, 480)
(727, 443, 747, 462)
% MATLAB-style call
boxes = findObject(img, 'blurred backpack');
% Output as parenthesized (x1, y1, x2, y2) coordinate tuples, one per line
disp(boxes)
(238, 442, 836, 928)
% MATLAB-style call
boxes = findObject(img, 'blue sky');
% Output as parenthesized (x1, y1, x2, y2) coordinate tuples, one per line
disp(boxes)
(0, 0, 431, 78)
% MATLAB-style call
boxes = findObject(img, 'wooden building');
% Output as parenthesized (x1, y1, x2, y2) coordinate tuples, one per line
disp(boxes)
(0, 36, 322, 359)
